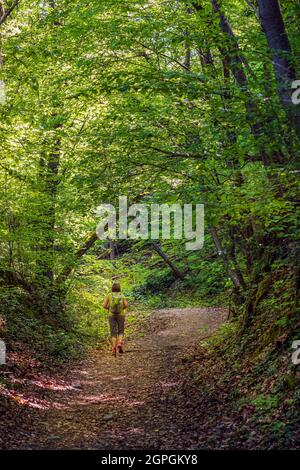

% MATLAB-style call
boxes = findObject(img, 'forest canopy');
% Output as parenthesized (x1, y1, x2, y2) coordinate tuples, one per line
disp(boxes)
(0, 0, 299, 354)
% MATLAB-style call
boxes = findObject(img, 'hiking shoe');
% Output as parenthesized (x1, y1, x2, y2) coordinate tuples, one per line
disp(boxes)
(117, 344, 124, 354)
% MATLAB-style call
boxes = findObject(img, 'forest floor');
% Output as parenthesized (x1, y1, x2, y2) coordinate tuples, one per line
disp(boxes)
(1, 306, 297, 450)
(1, 307, 232, 450)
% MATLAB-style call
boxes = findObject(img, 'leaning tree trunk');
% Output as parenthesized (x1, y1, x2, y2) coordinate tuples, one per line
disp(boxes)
(257, 0, 300, 138)
(151, 242, 185, 281)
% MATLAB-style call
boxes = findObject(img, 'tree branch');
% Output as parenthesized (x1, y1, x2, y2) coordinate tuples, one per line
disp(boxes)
(148, 146, 203, 159)
(244, 0, 259, 19)
(0, 0, 20, 26)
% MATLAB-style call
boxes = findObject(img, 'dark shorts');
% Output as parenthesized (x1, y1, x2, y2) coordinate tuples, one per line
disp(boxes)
(108, 315, 125, 337)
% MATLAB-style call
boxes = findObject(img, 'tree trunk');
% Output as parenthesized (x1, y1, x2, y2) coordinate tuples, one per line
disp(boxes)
(184, 39, 191, 70)
(38, 134, 61, 284)
(257, 0, 300, 137)
(210, 0, 263, 140)
(109, 241, 116, 260)
(151, 242, 185, 280)
(210, 227, 247, 293)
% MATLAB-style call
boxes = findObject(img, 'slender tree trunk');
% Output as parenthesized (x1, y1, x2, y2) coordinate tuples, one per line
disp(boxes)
(210, 0, 263, 140)
(37, 0, 61, 295)
(210, 227, 247, 293)
(109, 241, 116, 260)
(38, 133, 60, 284)
(151, 242, 185, 280)
(211, 0, 247, 87)
(257, 0, 300, 138)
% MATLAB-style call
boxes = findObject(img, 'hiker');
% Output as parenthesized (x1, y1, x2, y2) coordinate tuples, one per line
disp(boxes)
(102, 282, 128, 355)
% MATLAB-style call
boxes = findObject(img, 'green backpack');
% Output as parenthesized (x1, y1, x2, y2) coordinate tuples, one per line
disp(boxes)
(109, 293, 123, 315)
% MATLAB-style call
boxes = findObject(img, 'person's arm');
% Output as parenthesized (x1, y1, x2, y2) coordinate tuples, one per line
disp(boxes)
(123, 298, 128, 309)
(102, 295, 110, 310)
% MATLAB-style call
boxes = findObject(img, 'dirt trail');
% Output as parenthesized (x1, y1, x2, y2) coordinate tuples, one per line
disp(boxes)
(2, 307, 227, 450)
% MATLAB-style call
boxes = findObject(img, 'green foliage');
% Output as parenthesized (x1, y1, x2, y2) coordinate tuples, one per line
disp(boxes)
(251, 394, 279, 411)
(0, 0, 298, 359)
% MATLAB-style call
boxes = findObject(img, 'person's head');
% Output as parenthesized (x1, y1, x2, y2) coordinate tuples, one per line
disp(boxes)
(112, 282, 121, 292)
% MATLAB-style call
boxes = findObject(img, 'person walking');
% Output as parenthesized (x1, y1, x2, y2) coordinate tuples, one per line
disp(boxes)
(102, 282, 128, 356)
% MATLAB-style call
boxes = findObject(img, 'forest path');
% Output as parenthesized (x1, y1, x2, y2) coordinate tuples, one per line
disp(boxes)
(3, 307, 228, 450)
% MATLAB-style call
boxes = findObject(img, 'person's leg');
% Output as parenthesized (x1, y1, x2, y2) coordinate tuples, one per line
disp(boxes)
(111, 335, 117, 354)
(116, 316, 125, 353)
(108, 316, 118, 355)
